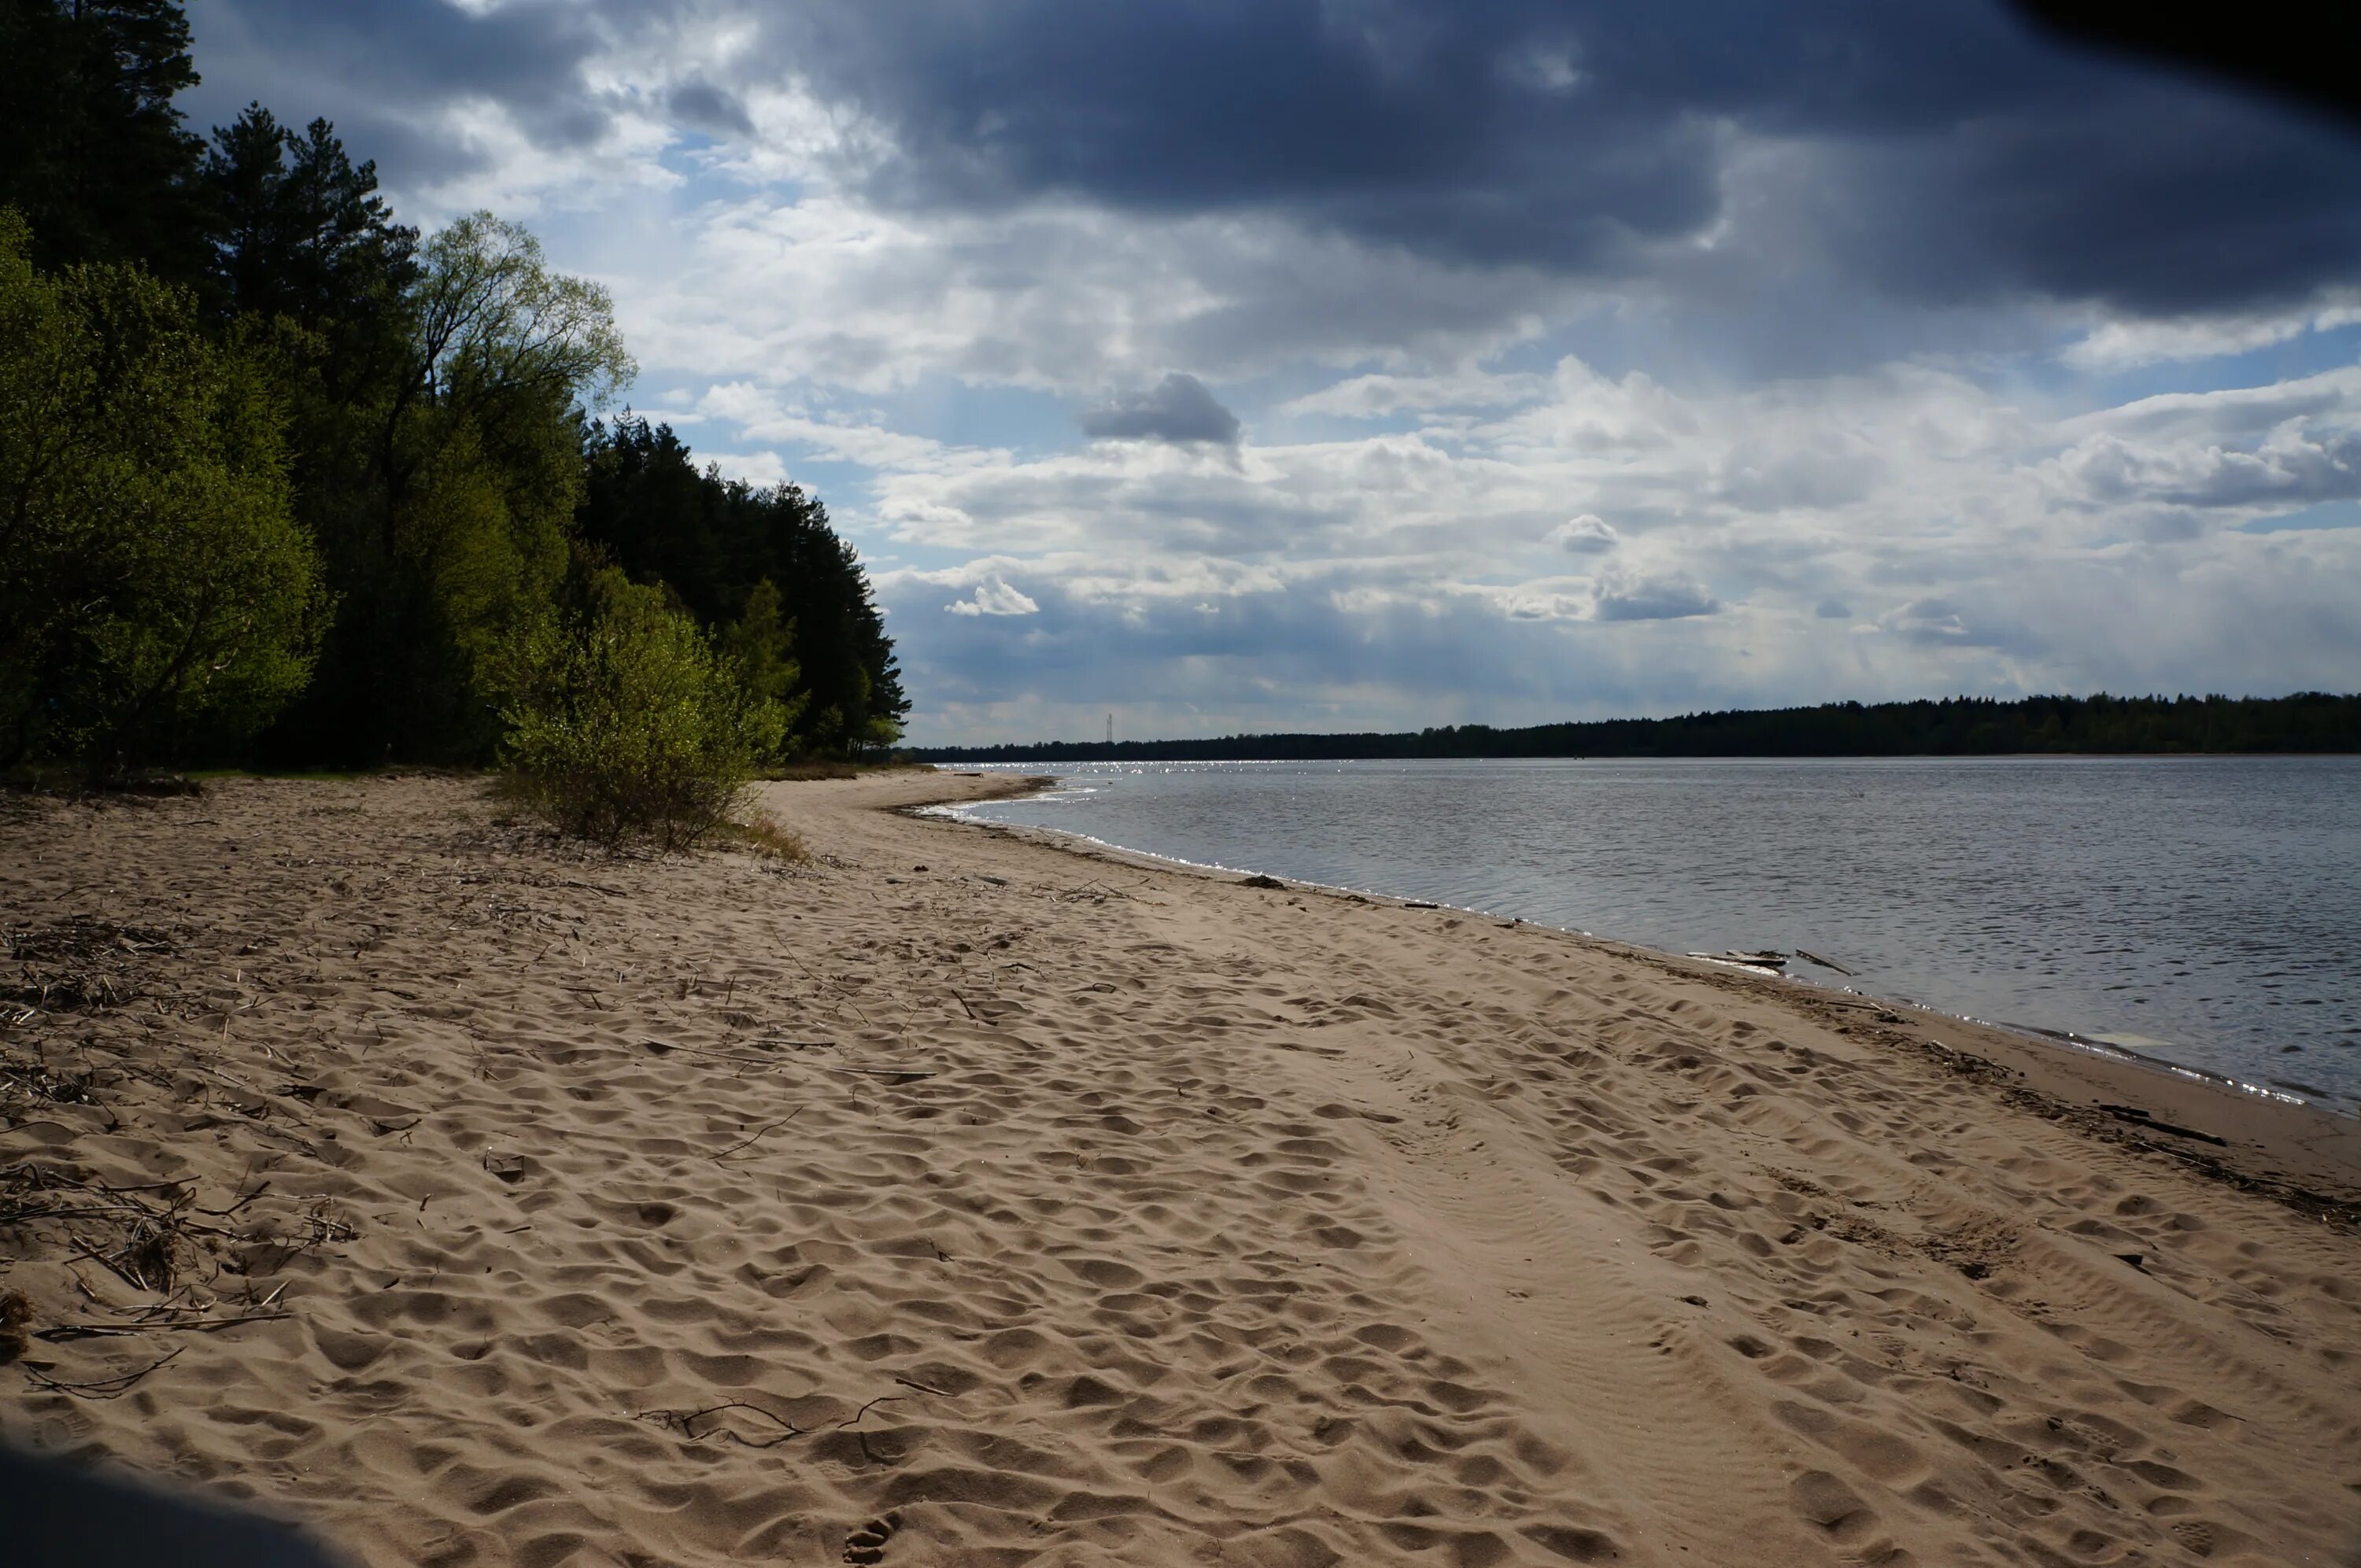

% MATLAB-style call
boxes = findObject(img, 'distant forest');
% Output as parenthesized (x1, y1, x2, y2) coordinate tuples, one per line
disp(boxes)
(1, 0, 903, 780)
(913, 692, 2361, 762)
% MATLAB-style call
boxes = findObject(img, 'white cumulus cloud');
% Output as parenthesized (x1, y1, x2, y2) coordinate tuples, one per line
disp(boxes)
(1548, 515, 1619, 553)
(947, 574, 1040, 617)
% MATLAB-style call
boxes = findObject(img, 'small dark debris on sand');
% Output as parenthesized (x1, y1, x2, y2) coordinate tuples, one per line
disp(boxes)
(2098, 1104, 2230, 1148)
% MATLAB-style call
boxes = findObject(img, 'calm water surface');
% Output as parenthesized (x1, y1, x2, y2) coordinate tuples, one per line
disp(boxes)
(938, 758, 2361, 1111)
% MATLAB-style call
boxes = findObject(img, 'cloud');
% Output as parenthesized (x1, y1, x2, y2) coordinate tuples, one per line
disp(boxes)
(1080, 373, 1243, 445)
(692, 448, 793, 488)
(2061, 297, 2361, 369)
(2052, 423, 2361, 511)
(1591, 571, 1719, 622)
(946, 574, 1040, 616)
(751, 1, 2361, 318)
(173, 1, 2361, 744)
(188, 0, 2361, 338)
(696, 382, 961, 470)
(1548, 514, 1619, 553)
(1286, 367, 1550, 418)
(2044, 367, 2361, 511)
(844, 349, 2361, 738)
(667, 78, 755, 138)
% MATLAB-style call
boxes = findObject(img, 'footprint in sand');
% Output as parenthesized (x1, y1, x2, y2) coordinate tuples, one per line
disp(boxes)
(843, 1510, 903, 1563)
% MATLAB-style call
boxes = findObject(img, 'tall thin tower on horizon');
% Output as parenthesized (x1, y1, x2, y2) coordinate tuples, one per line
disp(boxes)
(1106, 712, 1114, 746)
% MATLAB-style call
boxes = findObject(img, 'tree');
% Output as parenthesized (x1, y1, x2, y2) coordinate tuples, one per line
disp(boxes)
(575, 416, 910, 758)
(402, 213, 633, 487)
(0, 0, 208, 286)
(0, 210, 326, 778)
(200, 103, 419, 339)
(0, 0, 911, 778)
(720, 578, 811, 753)
(263, 210, 635, 766)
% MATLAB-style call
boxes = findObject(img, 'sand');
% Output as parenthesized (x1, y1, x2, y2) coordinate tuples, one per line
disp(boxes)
(2, 769, 2357, 1567)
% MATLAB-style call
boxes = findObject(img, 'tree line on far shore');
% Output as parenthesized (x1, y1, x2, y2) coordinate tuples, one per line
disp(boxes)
(911, 692, 2361, 763)
(0, 0, 903, 839)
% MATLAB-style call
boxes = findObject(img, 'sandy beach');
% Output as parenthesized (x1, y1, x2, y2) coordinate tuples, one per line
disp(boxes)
(3, 769, 2357, 1567)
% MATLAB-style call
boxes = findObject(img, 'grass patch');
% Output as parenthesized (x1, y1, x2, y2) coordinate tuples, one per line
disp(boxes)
(715, 810, 811, 862)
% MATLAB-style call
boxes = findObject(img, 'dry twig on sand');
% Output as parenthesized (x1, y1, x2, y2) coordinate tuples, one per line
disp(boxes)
(638, 1400, 807, 1448)
(711, 1107, 805, 1161)
(20, 1345, 184, 1399)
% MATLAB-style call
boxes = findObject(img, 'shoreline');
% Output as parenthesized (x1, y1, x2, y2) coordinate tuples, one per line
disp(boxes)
(915, 770, 2361, 1216)
(5, 771, 2357, 1566)
(929, 762, 2359, 1124)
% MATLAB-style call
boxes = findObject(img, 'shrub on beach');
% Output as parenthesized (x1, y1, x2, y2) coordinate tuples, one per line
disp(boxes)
(497, 566, 784, 850)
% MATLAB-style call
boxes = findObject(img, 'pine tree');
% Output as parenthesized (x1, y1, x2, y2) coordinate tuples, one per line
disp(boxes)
(0, 0, 209, 285)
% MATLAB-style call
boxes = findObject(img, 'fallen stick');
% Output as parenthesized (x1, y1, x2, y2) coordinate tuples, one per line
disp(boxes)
(34, 1311, 291, 1343)
(713, 1107, 805, 1161)
(21, 1345, 183, 1398)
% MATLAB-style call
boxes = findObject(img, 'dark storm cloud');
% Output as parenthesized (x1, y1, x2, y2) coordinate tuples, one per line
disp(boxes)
(1080, 374, 1243, 445)
(770, 0, 2361, 315)
(212, 0, 598, 96)
(184, 0, 616, 183)
(667, 79, 755, 138)
(185, 1, 2361, 319)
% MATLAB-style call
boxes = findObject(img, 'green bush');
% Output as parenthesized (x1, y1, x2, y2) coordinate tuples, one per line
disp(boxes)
(498, 567, 784, 850)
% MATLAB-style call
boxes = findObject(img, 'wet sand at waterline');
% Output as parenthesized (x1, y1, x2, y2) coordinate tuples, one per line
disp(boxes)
(2, 771, 2356, 1566)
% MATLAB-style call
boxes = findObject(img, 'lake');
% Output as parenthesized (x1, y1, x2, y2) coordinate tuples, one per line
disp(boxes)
(933, 756, 2361, 1112)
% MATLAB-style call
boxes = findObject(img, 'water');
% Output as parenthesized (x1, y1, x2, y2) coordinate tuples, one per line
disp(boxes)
(937, 757, 2361, 1112)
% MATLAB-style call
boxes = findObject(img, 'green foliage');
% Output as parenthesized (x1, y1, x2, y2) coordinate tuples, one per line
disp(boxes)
(413, 214, 633, 425)
(0, 211, 326, 779)
(375, 214, 632, 756)
(0, 3, 911, 788)
(721, 579, 812, 751)
(499, 567, 785, 850)
(262, 206, 635, 766)
(578, 415, 909, 757)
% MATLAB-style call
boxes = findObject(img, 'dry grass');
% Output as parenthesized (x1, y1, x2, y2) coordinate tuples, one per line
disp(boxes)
(763, 761, 868, 781)
(717, 811, 811, 863)
(761, 758, 929, 782)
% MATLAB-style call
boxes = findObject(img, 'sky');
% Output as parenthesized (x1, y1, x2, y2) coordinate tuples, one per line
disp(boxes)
(182, 1, 2361, 744)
